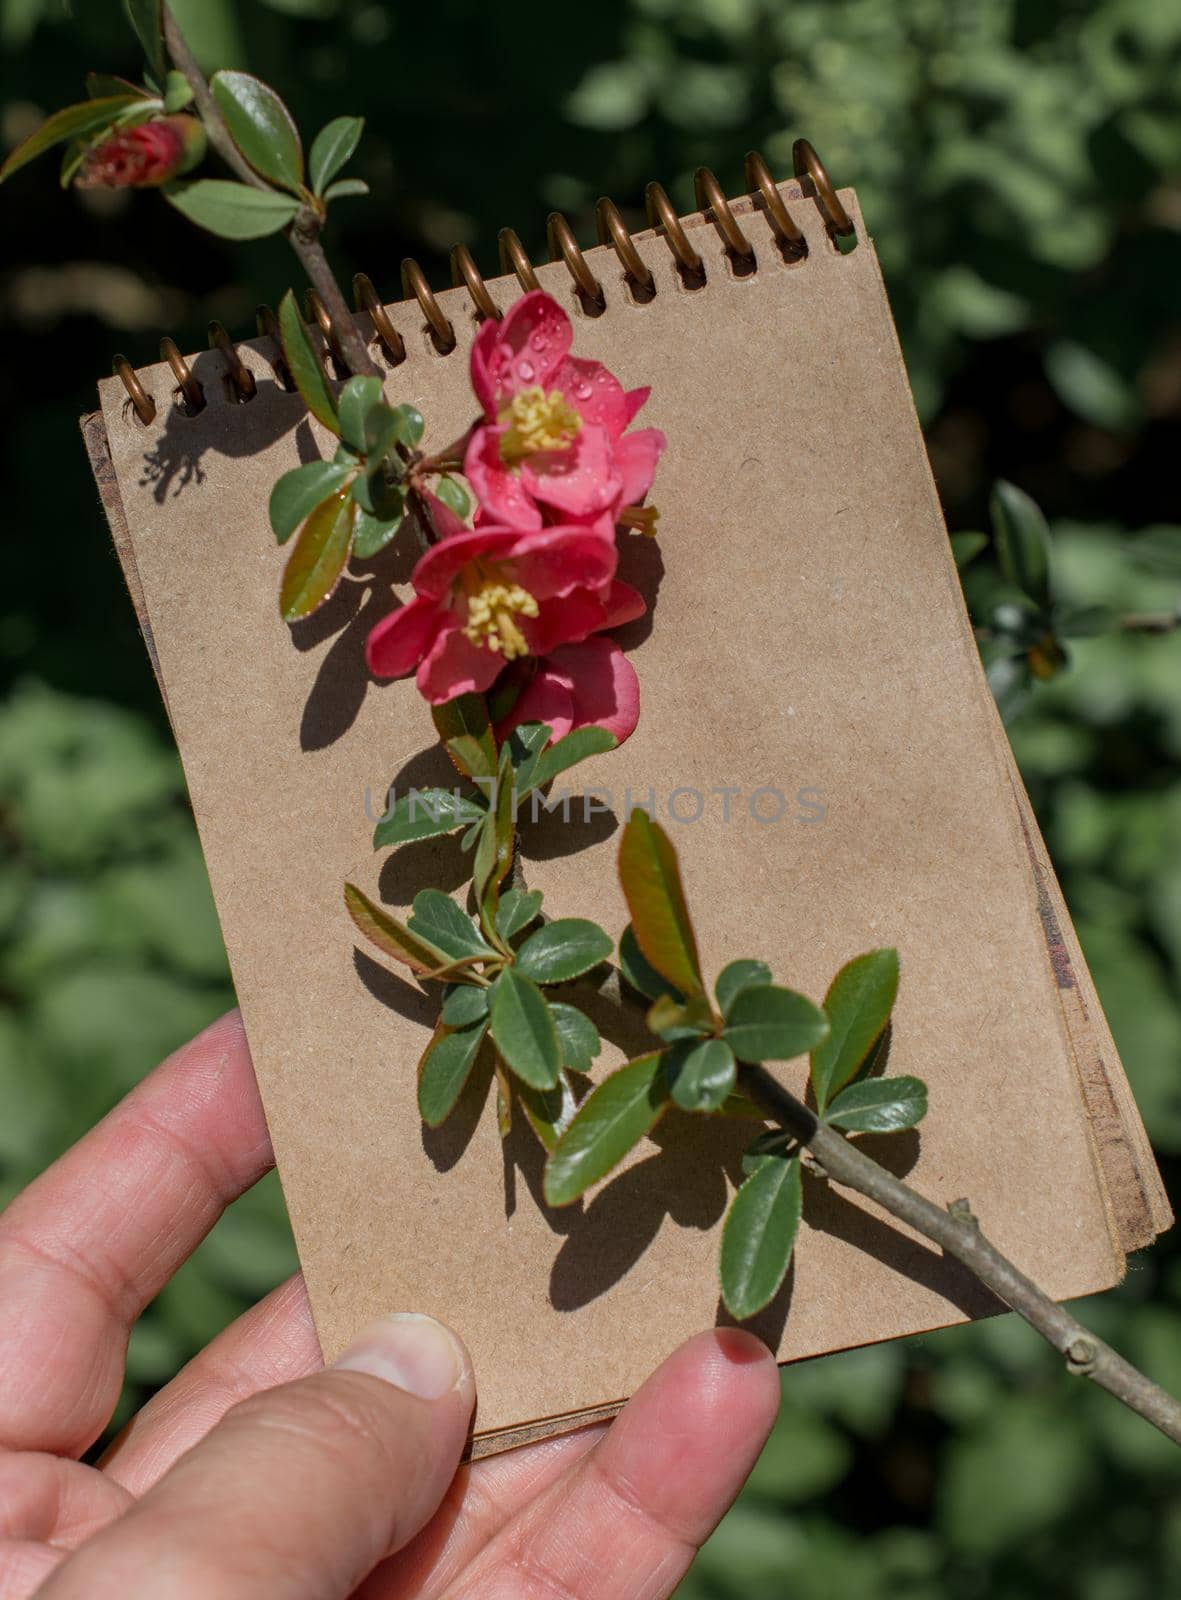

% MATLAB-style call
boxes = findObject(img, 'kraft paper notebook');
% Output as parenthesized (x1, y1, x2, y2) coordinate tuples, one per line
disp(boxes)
(82, 167, 1170, 1457)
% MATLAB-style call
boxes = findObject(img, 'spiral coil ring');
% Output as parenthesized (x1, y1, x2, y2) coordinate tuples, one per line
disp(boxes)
(644, 181, 705, 282)
(791, 138, 854, 236)
(114, 144, 853, 419)
(547, 212, 606, 312)
(113, 354, 156, 424)
(744, 151, 807, 261)
(160, 336, 205, 414)
(451, 243, 499, 321)
(694, 166, 756, 268)
(255, 304, 297, 391)
(497, 228, 541, 293)
(596, 196, 655, 297)
(402, 258, 457, 352)
(209, 320, 257, 402)
(304, 288, 350, 375)
(353, 273, 406, 365)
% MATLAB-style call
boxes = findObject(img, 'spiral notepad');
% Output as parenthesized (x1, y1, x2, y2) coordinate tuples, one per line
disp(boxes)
(83, 153, 1169, 1455)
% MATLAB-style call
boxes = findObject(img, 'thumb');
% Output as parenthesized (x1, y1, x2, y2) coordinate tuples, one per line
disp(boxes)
(41, 1313, 474, 1600)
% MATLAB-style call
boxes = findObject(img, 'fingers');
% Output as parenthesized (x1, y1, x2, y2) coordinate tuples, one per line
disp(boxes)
(100, 1274, 321, 1493)
(442, 1329, 780, 1600)
(0, 1010, 271, 1456)
(40, 1315, 476, 1600)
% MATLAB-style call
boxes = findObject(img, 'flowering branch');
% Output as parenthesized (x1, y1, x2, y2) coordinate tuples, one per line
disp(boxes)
(159, 4, 377, 379)
(735, 1063, 1181, 1446)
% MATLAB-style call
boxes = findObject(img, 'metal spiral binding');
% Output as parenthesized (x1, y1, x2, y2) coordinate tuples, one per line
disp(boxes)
(112, 140, 853, 424)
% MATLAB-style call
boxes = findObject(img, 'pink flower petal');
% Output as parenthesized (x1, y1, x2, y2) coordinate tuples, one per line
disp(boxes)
(525, 585, 615, 655)
(471, 291, 572, 412)
(417, 619, 505, 703)
(555, 357, 630, 438)
(545, 637, 641, 743)
(366, 595, 442, 680)
(522, 423, 622, 521)
(622, 386, 651, 427)
(614, 427, 667, 508)
(496, 664, 576, 743)
(602, 578, 647, 629)
(411, 524, 524, 600)
(511, 522, 619, 600)
(463, 426, 544, 531)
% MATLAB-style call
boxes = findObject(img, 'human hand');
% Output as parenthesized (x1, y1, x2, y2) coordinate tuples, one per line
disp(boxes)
(0, 1011, 781, 1598)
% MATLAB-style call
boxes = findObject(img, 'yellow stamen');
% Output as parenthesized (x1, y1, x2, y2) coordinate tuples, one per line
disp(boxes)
(618, 503, 660, 536)
(462, 578, 539, 660)
(499, 386, 582, 464)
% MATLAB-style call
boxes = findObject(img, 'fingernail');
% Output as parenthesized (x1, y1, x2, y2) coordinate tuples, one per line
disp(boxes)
(332, 1313, 465, 1400)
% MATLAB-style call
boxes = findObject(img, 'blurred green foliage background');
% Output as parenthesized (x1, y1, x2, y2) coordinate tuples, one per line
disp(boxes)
(2, 0, 1181, 1593)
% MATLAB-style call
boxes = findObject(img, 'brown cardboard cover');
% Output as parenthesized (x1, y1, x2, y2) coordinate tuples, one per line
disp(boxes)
(84, 181, 1168, 1453)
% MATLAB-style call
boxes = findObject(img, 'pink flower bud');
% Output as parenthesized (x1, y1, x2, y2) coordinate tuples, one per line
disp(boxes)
(76, 114, 206, 190)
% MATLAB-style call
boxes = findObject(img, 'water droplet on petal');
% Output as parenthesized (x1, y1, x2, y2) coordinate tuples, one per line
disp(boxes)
(517, 359, 535, 382)
(574, 380, 593, 400)
(529, 331, 548, 351)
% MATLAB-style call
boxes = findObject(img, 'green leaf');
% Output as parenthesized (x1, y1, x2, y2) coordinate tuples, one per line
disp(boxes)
(515, 918, 613, 984)
(352, 503, 405, 559)
(667, 1036, 737, 1112)
(337, 375, 384, 453)
(0, 97, 143, 184)
(515, 1071, 577, 1152)
(991, 480, 1052, 609)
(716, 959, 773, 1017)
(544, 1052, 670, 1205)
(210, 70, 304, 192)
(617, 924, 682, 1003)
(441, 983, 489, 1028)
(646, 992, 715, 1042)
(473, 745, 515, 932)
(495, 888, 544, 944)
(125, 0, 166, 80)
(372, 788, 486, 849)
(86, 72, 151, 101)
(950, 532, 987, 570)
(323, 177, 370, 202)
(269, 461, 352, 543)
(723, 984, 829, 1062)
(824, 1075, 928, 1133)
(308, 114, 364, 195)
(435, 475, 472, 520)
(343, 883, 451, 975)
(522, 725, 617, 795)
(279, 492, 354, 621)
(277, 289, 339, 431)
(488, 968, 561, 1089)
(164, 178, 300, 240)
(720, 1153, 803, 1319)
(349, 469, 404, 520)
(417, 1021, 487, 1126)
(363, 401, 417, 463)
(1055, 603, 1116, 638)
(393, 404, 425, 446)
(617, 810, 704, 998)
(549, 1003, 601, 1072)
(432, 695, 497, 781)
(741, 1129, 795, 1174)
(809, 948, 899, 1113)
(407, 889, 495, 963)
(163, 71, 195, 113)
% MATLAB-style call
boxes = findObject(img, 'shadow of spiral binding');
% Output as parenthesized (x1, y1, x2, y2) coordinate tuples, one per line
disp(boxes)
(112, 140, 855, 424)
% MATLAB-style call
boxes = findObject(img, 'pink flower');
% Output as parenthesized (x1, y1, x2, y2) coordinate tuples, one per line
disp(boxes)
(495, 583, 647, 746)
(76, 115, 206, 189)
(463, 290, 665, 529)
(365, 505, 631, 704)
